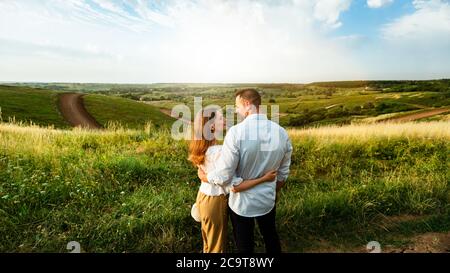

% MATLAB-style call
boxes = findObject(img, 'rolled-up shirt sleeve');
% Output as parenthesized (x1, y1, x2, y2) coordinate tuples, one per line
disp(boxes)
(207, 127, 240, 186)
(277, 136, 293, 182)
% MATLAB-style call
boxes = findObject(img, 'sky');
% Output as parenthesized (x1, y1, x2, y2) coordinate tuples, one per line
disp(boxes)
(0, 0, 449, 83)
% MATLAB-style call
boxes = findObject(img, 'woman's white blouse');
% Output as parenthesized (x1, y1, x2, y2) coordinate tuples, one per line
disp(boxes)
(198, 145, 243, 196)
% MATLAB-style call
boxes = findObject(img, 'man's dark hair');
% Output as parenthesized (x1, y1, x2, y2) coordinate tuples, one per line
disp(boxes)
(235, 88, 261, 107)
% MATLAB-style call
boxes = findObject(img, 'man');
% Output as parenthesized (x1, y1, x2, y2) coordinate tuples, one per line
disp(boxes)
(198, 89, 293, 253)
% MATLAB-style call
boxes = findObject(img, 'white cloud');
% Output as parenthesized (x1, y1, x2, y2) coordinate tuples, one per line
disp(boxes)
(362, 0, 450, 80)
(367, 0, 394, 9)
(0, 0, 365, 83)
(2, 0, 448, 83)
(382, 0, 450, 42)
(313, 0, 352, 28)
(92, 0, 121, 13)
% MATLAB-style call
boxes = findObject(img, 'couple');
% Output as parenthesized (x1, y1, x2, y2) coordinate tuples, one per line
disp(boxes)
(188, 89, 293, 253)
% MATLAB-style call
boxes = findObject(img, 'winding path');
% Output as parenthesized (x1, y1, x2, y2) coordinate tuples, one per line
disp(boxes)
(383, 108, 450, 123)
(58, 93, 102, 129)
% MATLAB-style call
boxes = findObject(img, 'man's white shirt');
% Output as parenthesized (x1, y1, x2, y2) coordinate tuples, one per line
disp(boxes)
(207, 114, 293, 217)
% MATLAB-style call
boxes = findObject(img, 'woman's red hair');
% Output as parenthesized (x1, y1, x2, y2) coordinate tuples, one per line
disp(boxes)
(188, 107, 220, 166)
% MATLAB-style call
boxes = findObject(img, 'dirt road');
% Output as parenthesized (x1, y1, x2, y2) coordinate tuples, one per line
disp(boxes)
(58, 93, 102, 129)
(383, 108, 450, 123)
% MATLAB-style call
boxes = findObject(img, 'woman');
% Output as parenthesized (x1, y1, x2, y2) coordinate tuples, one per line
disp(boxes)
(188, 106, 277, 253)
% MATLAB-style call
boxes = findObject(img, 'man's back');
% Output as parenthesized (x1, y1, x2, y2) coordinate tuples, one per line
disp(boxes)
(227, 114, 292, 217)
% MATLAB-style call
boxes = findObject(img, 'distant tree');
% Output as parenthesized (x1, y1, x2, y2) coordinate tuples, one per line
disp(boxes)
(352, 105, 362, 114)
(269, 98, 276, 103)
(342, 107, 349, 115)
(288, 114, 310, 126)
(363, 102, 375, 109)
(376, 102, 388, 112)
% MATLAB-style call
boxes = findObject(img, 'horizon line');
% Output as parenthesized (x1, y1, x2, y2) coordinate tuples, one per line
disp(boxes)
(1, 78, 449, 85)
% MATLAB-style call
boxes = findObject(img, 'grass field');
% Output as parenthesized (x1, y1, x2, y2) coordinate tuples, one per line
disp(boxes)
(19, 80, 449, 127)
(83, 94, 175, 129)
(0, 85, 69, 128)
(0, 85, 174, 130)
(0, 121, 448, 252)
(5, 81, 450, 129)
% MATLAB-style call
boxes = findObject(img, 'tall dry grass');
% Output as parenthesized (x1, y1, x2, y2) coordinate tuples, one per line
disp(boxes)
(0, 120, 448, 252)
(288, 121, 450, 141)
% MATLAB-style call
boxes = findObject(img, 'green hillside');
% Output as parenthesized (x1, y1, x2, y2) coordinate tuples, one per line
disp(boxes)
(0, 85, 174, 130)
(83, 94, 175, 129)
(0, 85, 68, 128)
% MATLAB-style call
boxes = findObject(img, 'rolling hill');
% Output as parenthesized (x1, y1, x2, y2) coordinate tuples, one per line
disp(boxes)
(83, 94, 175, 129)
(0, 85, 174, 130)
(0, 85, 69, 128)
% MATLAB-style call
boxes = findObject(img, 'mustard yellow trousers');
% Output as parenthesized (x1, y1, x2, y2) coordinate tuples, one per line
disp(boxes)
(196, 191, 228, 253)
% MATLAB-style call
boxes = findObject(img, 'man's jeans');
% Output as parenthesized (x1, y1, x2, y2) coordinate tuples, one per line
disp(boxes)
(229, 205, 281, 253)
